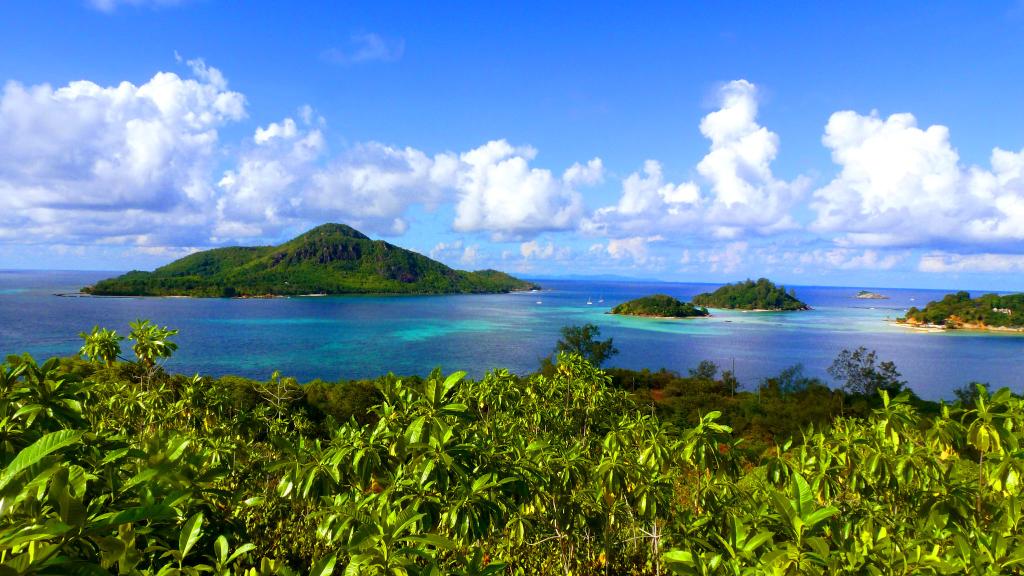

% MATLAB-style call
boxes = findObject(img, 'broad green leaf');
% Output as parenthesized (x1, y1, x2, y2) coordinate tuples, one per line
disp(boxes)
(404, 534, 457, 549)
(805, 506, 839, 530)
(743, 530, 773, 554)
(0, 430, 81, 491)
(165, 437, 191, 462)
(178, 512, 204, 560)
(214, 535, 228, 563)
(100, 448, 131, 465)
(663, 549, 694, 566)
(120, 468, 159, 493)
(805, 536, 831, 559)
(226, 543, 256, 564)
(309, 553, 336, 576)
(790, 472, 814, 517)
(440, 371, 466, 399)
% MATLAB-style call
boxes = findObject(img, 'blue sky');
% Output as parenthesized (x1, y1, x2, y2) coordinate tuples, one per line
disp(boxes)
(1, 1, 1024, 290)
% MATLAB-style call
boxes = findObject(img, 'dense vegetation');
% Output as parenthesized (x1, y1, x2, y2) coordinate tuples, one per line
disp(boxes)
(692, 278, 809, 311)
(2, 323, 1023, 574)
(610, 295, 709, 318)
(603, 348, 918, 459)
(553, 324, 619, 368)
(901, 290, 1024, 329)
(83, 224, 537, 297)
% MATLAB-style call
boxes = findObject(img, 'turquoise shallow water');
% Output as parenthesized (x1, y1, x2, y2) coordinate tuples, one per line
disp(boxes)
(0, 270, 1021, 400)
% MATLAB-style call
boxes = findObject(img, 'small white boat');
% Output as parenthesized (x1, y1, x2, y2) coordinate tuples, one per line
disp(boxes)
(598, 296, 604, 303)
(587, 297, 593, 305)
(536, 300, 543, 304)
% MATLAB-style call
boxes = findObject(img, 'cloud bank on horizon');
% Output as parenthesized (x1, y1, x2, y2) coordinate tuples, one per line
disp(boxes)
(2, 60, 1024, 284)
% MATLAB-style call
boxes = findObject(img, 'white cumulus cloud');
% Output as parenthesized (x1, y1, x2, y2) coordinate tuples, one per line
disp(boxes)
(453, 140, 597, 238)
(520, 240, 555, 259)
(698, 80, 807, 236)
(562, 158, 605, 187)
(254, 117, 299, 145)
(604, 160, 699, 217)
(593, 235, 665, 264)
(811, 110, 1024, 248)
(459, 244, 480, 266)
(306, 143, 456, 232)
(428, 240, 481, 267)
(695, 241, 748, 273)
(590, 79, 805, 239)
(429, 240, 463, 260)
(0, 61, 246, 246)
(220, 125, 600, 241)
(215, 112, 325, 237)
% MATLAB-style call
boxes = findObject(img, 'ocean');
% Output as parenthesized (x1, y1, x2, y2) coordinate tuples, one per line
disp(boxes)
(1, 270, 1021, 400)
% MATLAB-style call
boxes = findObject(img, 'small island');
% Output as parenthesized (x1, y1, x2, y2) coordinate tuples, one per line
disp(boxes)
(899, 291, 1024, 331)
(83, 223, 538, 297)
(610, 294, 710, 318)
(855, 290, 888, 300)
(692, 278, 809, 311)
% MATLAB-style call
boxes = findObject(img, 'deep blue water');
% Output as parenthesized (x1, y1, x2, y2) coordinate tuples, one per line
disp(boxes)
(1, 270, 1021, 400)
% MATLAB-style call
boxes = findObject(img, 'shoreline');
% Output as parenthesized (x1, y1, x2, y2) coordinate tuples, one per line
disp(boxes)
(891, 320, 1024, 335)
(62, 287, 539, 299)
(721, 307, 811, 312)
(889, 321, 945, 333)
(607, 311, 712, 320)
(693, 303, 811, 313)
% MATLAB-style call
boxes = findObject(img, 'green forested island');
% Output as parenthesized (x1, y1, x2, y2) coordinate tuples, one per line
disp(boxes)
(901, 290, 1024, 330)
(610, 294, 709, 318)
(692, 278, 809, 311)
(3, 323, 1022, 575)
(83, 223, 537, 297)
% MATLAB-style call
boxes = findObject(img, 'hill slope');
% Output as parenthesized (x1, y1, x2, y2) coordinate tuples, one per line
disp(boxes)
(900, 291, 1024, 329)
(610, 294, 709, 318)
(692, 278, 809, 311)
(84, 224, 538, 297)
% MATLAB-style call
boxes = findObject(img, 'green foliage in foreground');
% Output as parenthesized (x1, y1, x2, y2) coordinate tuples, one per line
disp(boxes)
(901, 290, 1024, 329)
(610, 294, 709, 318)
(83, 223, 537, 297)
(2, 327, 1024, 575)
(692, 278, 809, 311)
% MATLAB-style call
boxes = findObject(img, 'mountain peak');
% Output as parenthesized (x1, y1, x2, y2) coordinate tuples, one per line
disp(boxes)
(298, 223, 371, 241)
